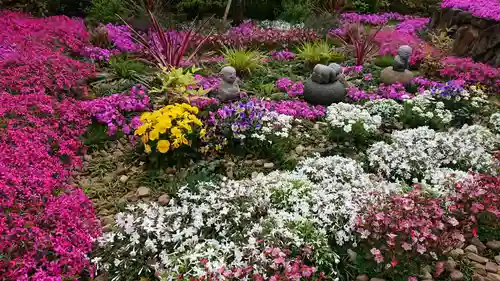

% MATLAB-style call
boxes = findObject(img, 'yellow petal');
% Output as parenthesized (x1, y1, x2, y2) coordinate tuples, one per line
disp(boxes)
(157, 140, 170, 153)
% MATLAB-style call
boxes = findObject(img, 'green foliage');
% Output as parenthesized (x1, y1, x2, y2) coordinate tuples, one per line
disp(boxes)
(150, 66, 210, 103)
(383, 0, 439, 15)
(304, 11, 340, 36)
(297, 41, 344, 65)
(374, 55, 394, 68)
(347, 0, 381, 13)
(86, 0, 131, 24)
(221, 47, 263, 75)
(0, 0, 91, 16)
(109, 56, 150, 80)
(278, 0, 314, 23)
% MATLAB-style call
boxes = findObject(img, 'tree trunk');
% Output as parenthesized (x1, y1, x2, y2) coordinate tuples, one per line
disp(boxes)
(223, 0, 232, 22)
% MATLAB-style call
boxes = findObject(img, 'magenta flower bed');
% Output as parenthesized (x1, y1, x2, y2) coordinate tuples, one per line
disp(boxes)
(340, 12, 411, 25)
(0, 11, 101, 281)
(440, 56, 500, 87)
(0, 93, 101, 280)
(441, 0, 500, 21)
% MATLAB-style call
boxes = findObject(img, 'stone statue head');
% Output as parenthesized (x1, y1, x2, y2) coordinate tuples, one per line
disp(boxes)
(328, 63, 342, 81)
(397, 45, 413, 61)
(220, 66, 237, 84)
(312, 64, 335, 84)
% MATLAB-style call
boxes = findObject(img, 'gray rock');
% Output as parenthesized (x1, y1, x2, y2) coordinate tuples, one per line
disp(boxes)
(466, 245, 479, 254)
(380, 67, 414, 86)
(356, 275, 369, 281)
(158, 194, 170, 206)
(495, 255, 500, 264)
(451, 271, 464, 281)
(311, 64, 337, 84)
(83, 154, 92, 161)
(485, 262, 498, 273)
(136, 186, 151, 198)
(468, 253, 489, 264)
(393, 45, 412, 71)
(486, 241, 500, 250)
(303, 77, 346, 105)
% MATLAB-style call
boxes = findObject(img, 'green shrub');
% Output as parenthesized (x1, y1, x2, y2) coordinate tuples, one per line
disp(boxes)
(0, 0, 91, 16)
(278, 0, 314, 23)
(373, 55, 394, 68)
(221, 47, 263, 75)
(297, 41, 344, 65)
(86, 0, 131, 24)
(304, 11, 340, 36)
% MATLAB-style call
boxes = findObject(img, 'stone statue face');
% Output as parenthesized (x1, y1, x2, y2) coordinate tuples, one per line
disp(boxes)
(220, 66, 237, 84)
(397, 45, 412, 60)
(312, 64, 332, 84)
(328, 63, 342, 77)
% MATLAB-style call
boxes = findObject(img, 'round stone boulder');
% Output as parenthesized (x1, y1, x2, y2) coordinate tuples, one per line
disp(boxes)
(380, 66, 414, 86)
(303, 78, 346, 105)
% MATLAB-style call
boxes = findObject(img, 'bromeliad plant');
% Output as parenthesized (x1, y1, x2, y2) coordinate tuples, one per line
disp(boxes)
(220, 47, 264, 75)
(123, 10, 211, 68)
(134, 103, 203, 155)
(150, 66, 211, 104)
(296, 40, 344, 65)
(333, 22, 383, 66)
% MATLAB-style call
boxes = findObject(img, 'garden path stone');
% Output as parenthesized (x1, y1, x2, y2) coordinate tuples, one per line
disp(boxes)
(158, 194, 170, 206)
(486, 262, 499, 273)
(495, 255, 500, 264)
(370, 278, 386, 281)
(486, 273, 500, 281)
(451, 248, 465, 257)
(119, 175, 129, 183)
(466, 245, 479, 254)
(486, 241, 500, 250)
(356, 275, 369, 281)
(264, 162, 275, 169)
(472, 238, 488, 252)
(473, 274, 485, 281)
(451, 270, 464, 281)
(469, 253, 489, 264)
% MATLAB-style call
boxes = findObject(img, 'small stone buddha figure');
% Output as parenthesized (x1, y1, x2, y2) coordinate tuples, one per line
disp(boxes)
(303, 63, 347, 105)
(215, 66, 241, 102)
(380, 45, 414, 85)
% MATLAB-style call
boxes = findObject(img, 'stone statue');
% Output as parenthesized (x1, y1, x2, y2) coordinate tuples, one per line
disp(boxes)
(380, 45, 414, 85)
(214, 66, 241, 102)
(303, 63, 347, 105)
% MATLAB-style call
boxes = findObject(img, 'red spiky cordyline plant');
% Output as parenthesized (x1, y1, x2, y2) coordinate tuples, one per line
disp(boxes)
(122, 10, 212, 69)
(334, 22, 383, 66)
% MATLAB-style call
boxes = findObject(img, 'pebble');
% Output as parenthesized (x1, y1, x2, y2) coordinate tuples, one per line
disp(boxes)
(486, 273, 500, 281)
(226, 167, 234, 179)
(486, 262, 499, 273)
(370, 278, 385, 281)
(347, 249, 357, 262)
(243, 160, 253, 165)
(495, 255, 500, 264)
(254, 160, 264, 166)
(158, 194, 170, 206)
(295, 145, 305, 155)
(251, 172, 259, 179)
(450, 248, 465, 258)
(94, 273, 109, 281)
(136, 186, 151, 198)
(263, 162, 274, 169)
(83, 154, 92, 161)
(119, 175, 129, 183)
(473, 274, 485, 281)
(420, 271, 433, 279)
(486, 241, 500, 250)
(468, 253, 489, 264)
(446, 260, 457, 271)
(356, 275, 369, 281)
(466, 245, 479, 254)
(313, 123, 320, 130)
(451, 271, 464, 281)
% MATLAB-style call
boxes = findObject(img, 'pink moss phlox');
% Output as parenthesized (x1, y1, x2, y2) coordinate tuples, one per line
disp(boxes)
(105, 24, 142, 52)
(441, 0, 500, 21)
(347, 83, 412, 101)
(276, 77, 304, 97)
(269, 49, 296, 61)
(439, 56, 500, 88)
(0, 11, 95, 95)
(339, 12, 411, 25)
(0, 93, 101, 280)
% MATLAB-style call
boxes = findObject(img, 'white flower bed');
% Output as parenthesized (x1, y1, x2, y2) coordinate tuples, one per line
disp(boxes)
(94, 155, 399, 280)
(251, 112, 294, 142)
(368, 125, 498, 181)
(490, 112, 500, 133)
(402, 94, 454, 127)
(326, 102, 382, 134)
(421, 168, 470, 197)
(363, 99, 403, 125)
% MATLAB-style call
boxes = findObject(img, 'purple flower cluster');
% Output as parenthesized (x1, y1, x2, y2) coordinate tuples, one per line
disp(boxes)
(83, 84, 150, 135)
(251, 99, 326, 120)
(441, 0, 500, 21)
(105, 24, 142, 52)
(339, 12, 410, 25)
(429, 80, 468, 98)
(411, 76, 445, 92)
(276, 77, 304, 97)
(394, 18, 430, 34)
(81, 46, 117, 62)
(269, 49, 296, 61)
(190, 97, 219, 109)
(347, 83, 412, 101)
(194, 74, 221, 90)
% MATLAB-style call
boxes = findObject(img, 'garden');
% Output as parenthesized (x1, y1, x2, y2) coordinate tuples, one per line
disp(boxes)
(0, 0, 499, 281)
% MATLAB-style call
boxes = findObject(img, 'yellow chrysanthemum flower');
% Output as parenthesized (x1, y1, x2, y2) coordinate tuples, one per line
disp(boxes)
(140, 112, 152, 122)
(171, 127, 182, 138)
(157, 140, 170, 153)
(135, 125, 147, 136)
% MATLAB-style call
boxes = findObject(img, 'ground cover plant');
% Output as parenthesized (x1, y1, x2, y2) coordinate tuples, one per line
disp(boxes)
(0, 2, 500, 281)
